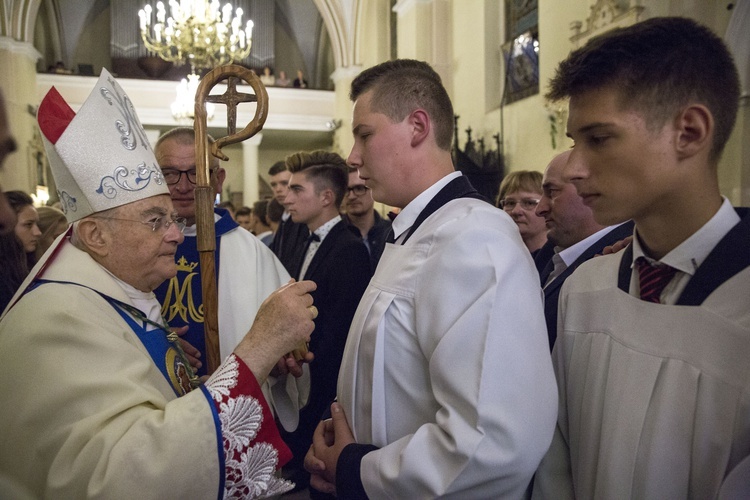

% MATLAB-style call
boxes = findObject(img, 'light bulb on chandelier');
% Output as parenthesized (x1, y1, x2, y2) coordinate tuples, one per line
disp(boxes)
(171, 73, 216, 123)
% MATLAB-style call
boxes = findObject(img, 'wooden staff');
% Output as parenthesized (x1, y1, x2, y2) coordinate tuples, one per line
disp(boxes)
(193, 65, 268, 374)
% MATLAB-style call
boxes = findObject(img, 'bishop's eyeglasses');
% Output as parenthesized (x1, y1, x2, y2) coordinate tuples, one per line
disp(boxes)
(94, 213, 187, 233)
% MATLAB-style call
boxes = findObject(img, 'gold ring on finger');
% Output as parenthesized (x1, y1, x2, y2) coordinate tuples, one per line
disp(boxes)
(308, 305, 318, 319)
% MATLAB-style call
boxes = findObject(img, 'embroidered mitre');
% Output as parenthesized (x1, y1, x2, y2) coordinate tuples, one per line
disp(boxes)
(37, 69, 167, 222)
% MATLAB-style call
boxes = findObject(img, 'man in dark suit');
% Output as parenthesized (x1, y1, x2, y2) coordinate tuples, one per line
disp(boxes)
(268, 160, 309, 274)
(280, 150, 371, 493)
(534, 150, 634, 349)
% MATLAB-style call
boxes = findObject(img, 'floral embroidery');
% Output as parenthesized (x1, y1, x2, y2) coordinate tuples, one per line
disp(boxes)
(206, 354, 239, 400)
(218, 396, 262, 449)
(225, 443, 293, 498)
(96, 163, 164, 199)
(206, 354, 293, 499)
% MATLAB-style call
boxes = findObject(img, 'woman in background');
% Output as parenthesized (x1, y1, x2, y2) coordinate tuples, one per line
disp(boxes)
(1, 191, 41, 311)
(260, 66, 275, 86)
(497, 171, 547, 256)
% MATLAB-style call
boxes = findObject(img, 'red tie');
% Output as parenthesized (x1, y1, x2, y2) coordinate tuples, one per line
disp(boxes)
(636, 257, 677, 303)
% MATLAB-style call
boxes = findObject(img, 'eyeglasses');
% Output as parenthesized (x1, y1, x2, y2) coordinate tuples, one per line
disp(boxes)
(346, 185, 369, 196)
(95, 214, 187, 233)
(499, 198, 540, 211)
(161, 168, 214, 185)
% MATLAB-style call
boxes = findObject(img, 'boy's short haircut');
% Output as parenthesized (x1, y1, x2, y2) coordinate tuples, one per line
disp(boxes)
(350, 59, 455, 151)
(285, 150, 349, 207)
(267, 160, 287, 177)
(235, 206, 252, 217)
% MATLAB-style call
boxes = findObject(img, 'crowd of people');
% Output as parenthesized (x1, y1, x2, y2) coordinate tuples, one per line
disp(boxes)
(0, 15, 748, 499)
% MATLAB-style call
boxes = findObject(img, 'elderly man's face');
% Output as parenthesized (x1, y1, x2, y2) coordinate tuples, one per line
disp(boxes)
(100, 194, 184, 292)
(0, 93, 18, 234)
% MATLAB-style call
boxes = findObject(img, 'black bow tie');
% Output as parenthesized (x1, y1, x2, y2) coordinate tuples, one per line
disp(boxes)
(307, 233, 320, 243)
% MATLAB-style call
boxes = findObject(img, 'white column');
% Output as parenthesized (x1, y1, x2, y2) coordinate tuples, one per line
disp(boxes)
(330, 65, 362, 156)
(241, 133, 263, 206)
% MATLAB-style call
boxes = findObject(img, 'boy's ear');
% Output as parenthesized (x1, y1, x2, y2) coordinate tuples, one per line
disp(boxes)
(320, 187, 334, 207)
(674, 104, 712, 160)
(409, 109, 431, 147)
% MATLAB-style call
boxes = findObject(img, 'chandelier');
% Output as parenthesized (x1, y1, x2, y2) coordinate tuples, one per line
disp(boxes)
(138, 0, 254, 74)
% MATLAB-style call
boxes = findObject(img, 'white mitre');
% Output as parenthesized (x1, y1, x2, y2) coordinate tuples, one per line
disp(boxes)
(37, 68, 167, 222)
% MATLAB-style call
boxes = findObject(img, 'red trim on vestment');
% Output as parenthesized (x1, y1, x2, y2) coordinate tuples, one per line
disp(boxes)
(216, 356, 293, 468)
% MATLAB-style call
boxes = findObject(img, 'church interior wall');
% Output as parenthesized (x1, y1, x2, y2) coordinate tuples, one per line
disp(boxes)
(450, 1, 488, 129)
(721, 95, 750, 202)
(71, 0, 109, 78)
(0, 48, 40, 194)
(357, 0, 392, 71)
(218, 143, 245, 202)
(273, 16, 309, 87)
(327, 0, 392, 159)
(32, 2, 56, 72)
(482, 0, 503, 115)
(315, 21, 335, 91)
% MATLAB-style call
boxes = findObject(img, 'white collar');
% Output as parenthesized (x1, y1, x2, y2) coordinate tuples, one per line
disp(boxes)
(556, 223, 629, 267)
(104, 268, 163, 328)
(391, 171, 462, 241)
(631, 197, 740, 275)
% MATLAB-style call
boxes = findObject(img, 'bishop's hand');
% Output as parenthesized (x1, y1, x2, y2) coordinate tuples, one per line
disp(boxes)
(233, 280, 316, 384)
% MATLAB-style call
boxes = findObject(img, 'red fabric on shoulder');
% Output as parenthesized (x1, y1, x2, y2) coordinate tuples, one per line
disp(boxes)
(37, 87, 76, 145)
